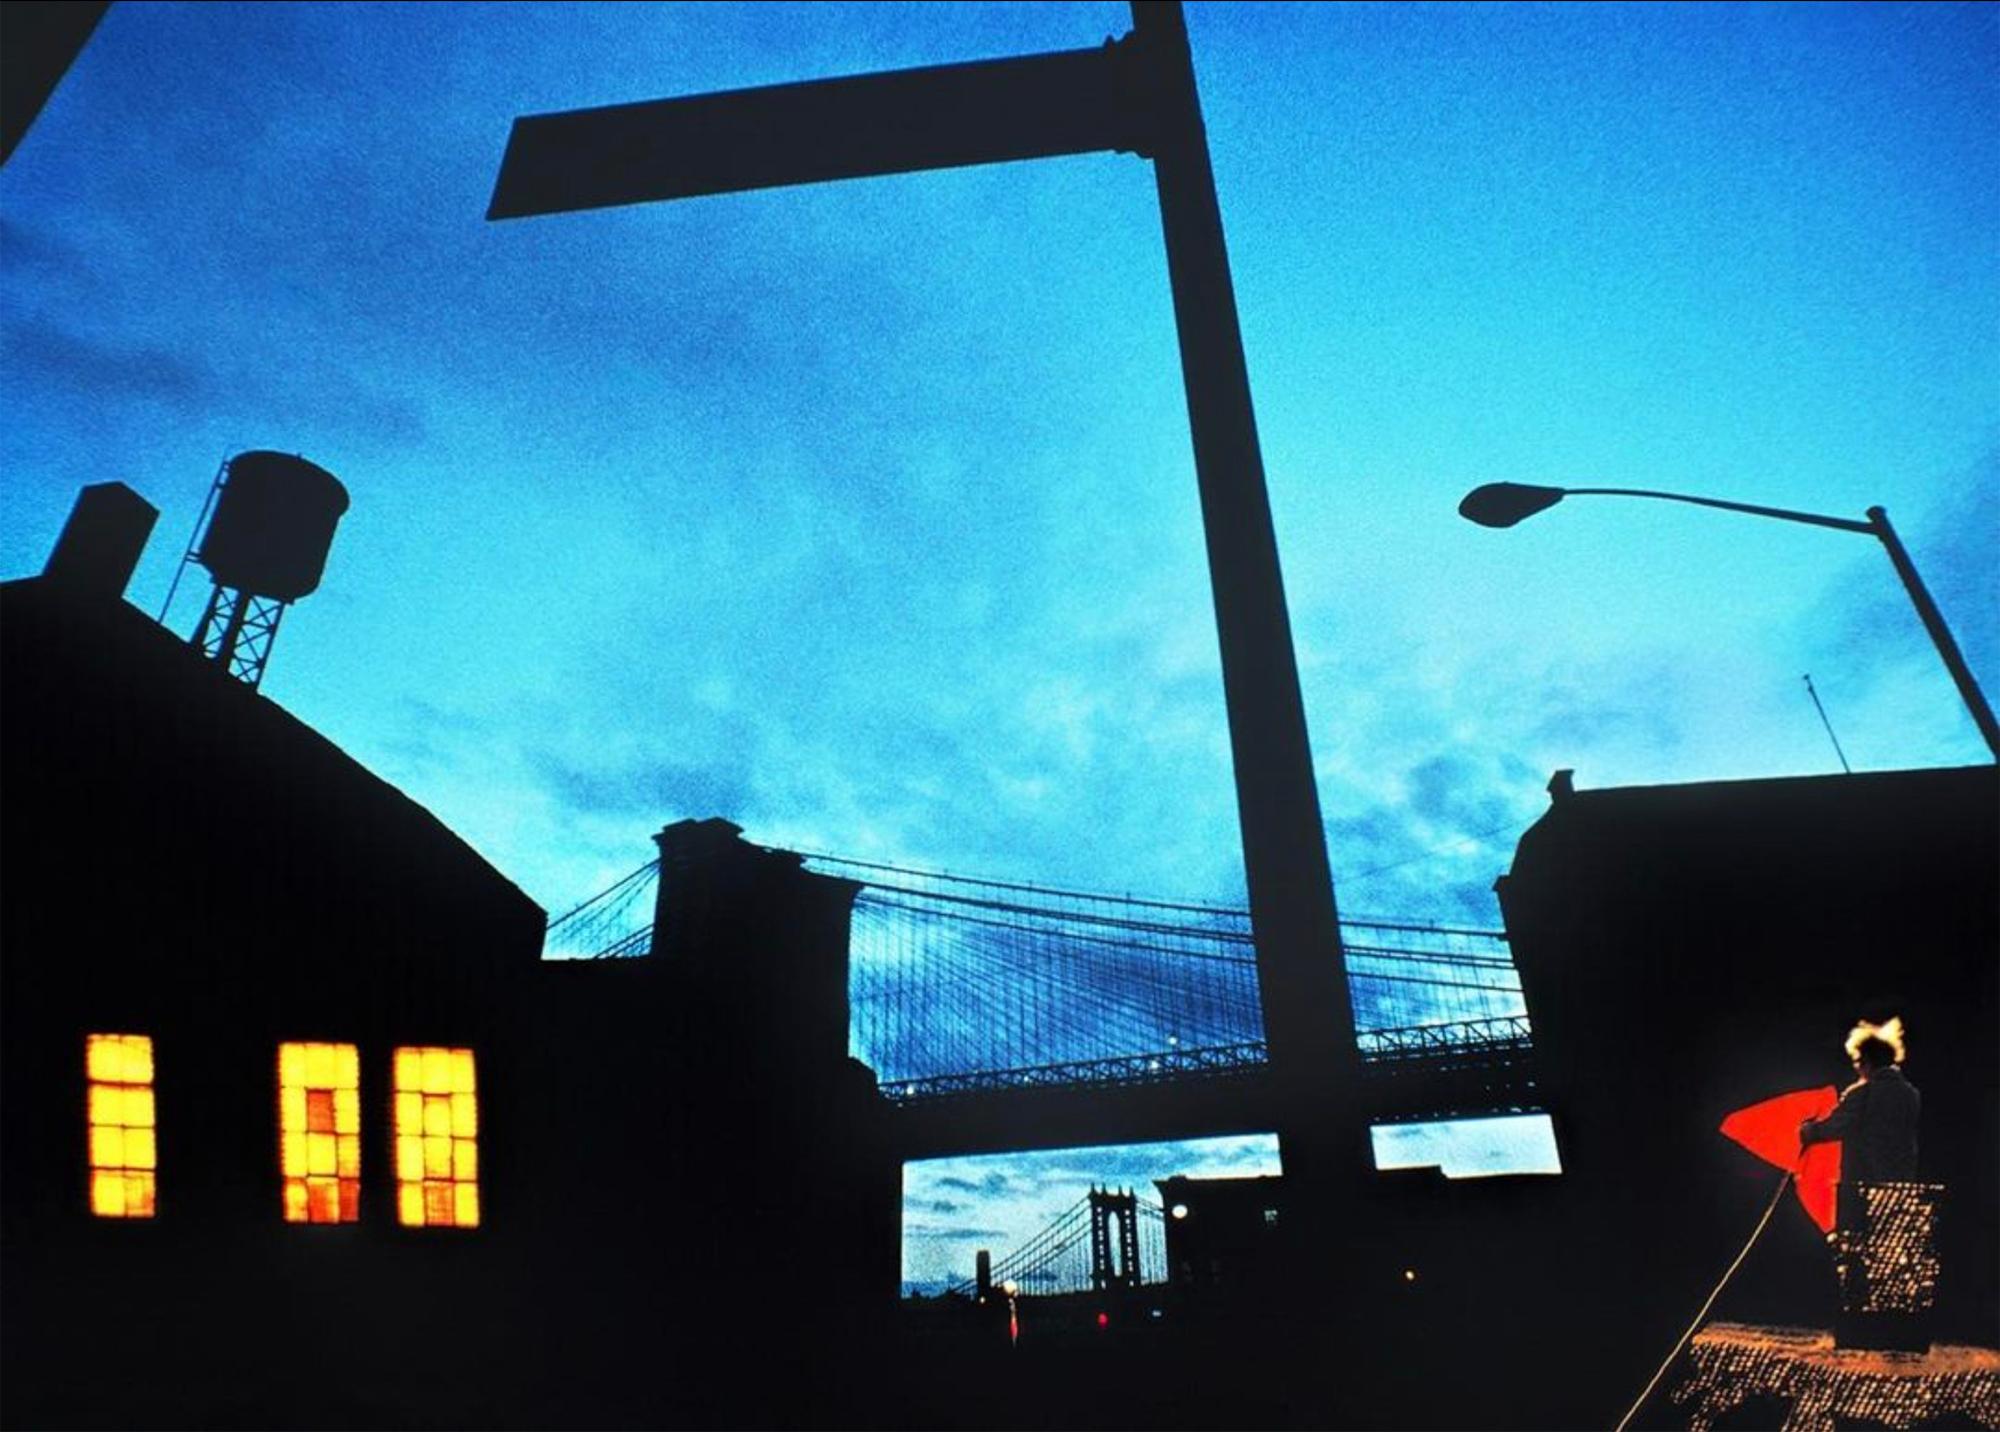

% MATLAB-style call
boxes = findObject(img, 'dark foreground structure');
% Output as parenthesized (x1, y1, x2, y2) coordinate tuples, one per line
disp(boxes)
(3, 487, 1996, 1429)
(1494, 763, 1999, 1426)
(0, 491, 896, 1428)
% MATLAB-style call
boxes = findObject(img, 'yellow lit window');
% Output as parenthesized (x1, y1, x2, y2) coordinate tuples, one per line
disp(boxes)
(278, 1041, 360, 1223)
(87, 1034, 156, 1218)
(393, 1046, 478, 1228)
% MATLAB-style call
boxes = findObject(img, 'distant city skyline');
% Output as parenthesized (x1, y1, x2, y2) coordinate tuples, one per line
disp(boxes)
(4, 1, 1991, 1284)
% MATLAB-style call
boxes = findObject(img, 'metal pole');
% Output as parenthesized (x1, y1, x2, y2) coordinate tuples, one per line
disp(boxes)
(1531, 487, 1995, 761)
(1865, 506, 2000, 760)
(1131, 0, 1359, 1193)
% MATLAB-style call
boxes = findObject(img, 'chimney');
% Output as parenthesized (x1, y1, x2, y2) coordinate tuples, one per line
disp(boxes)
(1547, 769, 1575, 804)
(43, 482, 158, 602)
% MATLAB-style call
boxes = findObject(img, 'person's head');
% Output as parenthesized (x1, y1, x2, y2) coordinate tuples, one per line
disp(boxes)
(1844, 1016, 1905, 1077)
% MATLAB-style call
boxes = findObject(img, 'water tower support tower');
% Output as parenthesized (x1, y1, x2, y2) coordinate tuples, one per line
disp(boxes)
(190, 585, 288, 690)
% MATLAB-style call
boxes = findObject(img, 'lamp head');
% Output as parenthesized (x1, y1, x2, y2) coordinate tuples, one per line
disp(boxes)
(1458, 482, 1566, 528)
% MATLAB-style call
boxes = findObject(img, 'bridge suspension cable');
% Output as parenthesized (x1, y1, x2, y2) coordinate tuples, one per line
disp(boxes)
(538, 847, 1528, 1095)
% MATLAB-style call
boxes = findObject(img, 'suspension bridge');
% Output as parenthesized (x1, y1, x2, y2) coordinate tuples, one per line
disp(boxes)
(953, 1188, 1170, 1300)
(542, 846, 1540, 1155)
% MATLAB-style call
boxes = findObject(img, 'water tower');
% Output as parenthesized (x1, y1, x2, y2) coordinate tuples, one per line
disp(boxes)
(185, 451, 348, 690)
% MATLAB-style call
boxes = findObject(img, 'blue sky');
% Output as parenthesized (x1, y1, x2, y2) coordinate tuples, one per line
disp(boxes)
(3, 1, 1993, 1286)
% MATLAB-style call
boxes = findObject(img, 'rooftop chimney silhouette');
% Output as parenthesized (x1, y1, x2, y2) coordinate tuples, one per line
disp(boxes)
(43, 482, 158, 602)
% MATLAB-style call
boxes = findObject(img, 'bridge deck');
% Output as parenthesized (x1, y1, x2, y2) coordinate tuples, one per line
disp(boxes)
(892, 1023, 1540, 1160)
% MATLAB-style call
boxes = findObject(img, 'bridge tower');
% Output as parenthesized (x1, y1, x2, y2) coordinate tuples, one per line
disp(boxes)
(1089, 1186, 1142, 1292)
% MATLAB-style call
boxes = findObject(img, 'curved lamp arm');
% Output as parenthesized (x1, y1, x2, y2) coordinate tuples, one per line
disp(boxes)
(1456, 482, 1998, 760)
(1561, 486, 1874, 535)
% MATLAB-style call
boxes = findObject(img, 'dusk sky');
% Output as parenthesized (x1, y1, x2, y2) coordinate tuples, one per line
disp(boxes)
(3, 1, 1993, 1289)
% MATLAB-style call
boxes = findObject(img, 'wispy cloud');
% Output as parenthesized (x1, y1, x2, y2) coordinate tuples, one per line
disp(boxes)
(3, 314, 214, 407)
(0, 217, 87, 279)
(528, 745, 755, 826)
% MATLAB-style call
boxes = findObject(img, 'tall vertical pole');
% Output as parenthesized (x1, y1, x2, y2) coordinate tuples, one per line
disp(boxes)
(1131, 1, 1360, 1201)
(1866, 506, 2000, 760)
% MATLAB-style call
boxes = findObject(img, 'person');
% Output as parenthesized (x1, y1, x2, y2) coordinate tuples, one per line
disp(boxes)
(1799, 1016, 1920, 1180)
(1799, 1016, 1931, 1350)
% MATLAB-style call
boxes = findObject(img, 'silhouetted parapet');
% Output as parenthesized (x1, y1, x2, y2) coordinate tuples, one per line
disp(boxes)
(1669, 1323, 2000, 1430)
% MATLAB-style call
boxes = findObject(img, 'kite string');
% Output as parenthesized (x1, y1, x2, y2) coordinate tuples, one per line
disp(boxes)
(1612, 1168, 1796, 1432)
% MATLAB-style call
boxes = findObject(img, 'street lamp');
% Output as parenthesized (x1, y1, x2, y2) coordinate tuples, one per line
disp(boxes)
(1457, 482, 1999, 760)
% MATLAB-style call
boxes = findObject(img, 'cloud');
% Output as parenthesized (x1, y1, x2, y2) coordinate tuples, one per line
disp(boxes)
(1405, 752, 1522, 835)
(1320, 740, 1546, 927)
(260, 366, 430, 451)
(902, 1224, 1008, 1243)
(932, 1171, 1018, 1197)
(1804, 447, 1998, 692)
(0, 305, 425, 453)
(3, 314, 213, 406)
(373, 697, 495, 771)
(528, 745, 754, 826)
(0, 217, 86, 279)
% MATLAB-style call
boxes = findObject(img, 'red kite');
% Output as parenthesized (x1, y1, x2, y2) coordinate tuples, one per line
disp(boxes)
(1720, 1086, 1841, 1232)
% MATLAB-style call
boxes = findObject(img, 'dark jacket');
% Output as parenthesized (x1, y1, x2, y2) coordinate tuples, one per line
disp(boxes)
(1801, 1065, 1920, 1184)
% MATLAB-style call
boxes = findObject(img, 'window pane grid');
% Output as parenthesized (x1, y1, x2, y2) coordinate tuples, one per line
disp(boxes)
(278, 1041, 359, 1222)
(393, 1046, 478, 1228)
(87, 1034, 156, 1218)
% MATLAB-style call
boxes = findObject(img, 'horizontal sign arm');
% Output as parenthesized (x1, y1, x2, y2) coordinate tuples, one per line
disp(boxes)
(488, 41, 1144, 220)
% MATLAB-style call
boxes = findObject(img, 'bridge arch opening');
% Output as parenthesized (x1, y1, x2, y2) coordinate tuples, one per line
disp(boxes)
(900, 1134, 1281, 1299)
(1369, 1113, 1561, 1179)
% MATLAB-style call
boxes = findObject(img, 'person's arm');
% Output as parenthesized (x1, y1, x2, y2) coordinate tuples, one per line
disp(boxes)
(1801, 1083, 1865, 1144)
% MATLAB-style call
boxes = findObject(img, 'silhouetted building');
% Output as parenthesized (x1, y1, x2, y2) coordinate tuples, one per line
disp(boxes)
(1156, 1174, 1286, 1292)
(2, 484, 546, 1425)
(1, 484, 896, 1428)
(1494, 763, 1998, 1422)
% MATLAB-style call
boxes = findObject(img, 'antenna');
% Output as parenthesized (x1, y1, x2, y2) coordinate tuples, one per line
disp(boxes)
(1802, 674, 1852, 774)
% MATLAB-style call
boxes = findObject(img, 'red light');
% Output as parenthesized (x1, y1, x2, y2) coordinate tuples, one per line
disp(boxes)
(1096, 1311, 1109, 1329)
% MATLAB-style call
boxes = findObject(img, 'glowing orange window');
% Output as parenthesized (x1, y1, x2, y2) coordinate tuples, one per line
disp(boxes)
(87, 1034, 156, 1218)
(277, 1041, 360, 1223)
(394, 1046, 478, 1228)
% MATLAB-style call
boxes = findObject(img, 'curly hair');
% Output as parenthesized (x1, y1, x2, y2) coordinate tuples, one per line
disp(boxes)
(1844, 1016, 1906, 1068)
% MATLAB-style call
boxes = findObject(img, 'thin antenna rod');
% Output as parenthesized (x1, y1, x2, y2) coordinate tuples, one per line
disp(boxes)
(1803, 674, 1852, 774)
(157, 452, 232, 624)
